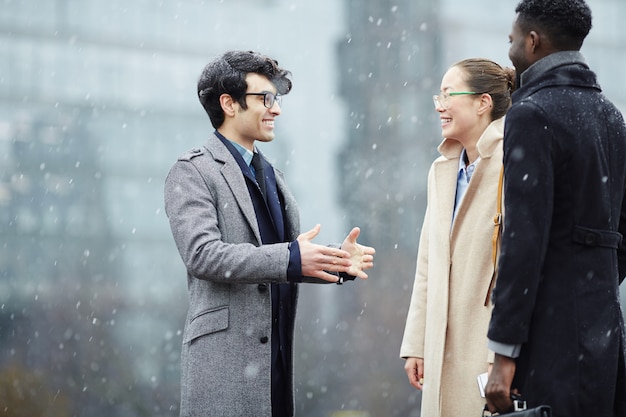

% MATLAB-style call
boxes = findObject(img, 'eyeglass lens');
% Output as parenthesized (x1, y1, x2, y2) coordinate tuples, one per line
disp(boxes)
(433, 93, 448, 109)
(264, 93, 281, 108)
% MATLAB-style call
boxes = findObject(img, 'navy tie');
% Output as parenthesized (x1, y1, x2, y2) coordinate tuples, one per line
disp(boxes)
(251, 152, 267, 199)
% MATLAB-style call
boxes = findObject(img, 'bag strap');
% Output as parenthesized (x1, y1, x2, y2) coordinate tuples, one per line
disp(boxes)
(484, 166, 504, 306)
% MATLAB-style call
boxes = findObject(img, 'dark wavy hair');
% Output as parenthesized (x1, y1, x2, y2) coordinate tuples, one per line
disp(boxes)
(197, 50, 293, 128)
(453, 58, 516, 121)
(515, 0, 592, 50)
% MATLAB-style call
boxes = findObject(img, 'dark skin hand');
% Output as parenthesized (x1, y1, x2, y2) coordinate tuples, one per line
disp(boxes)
(485, 353, 518, 413)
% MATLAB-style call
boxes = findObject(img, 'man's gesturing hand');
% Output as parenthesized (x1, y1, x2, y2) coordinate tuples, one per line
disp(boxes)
(341, 227, 376, 279)
(297, 224, 351, 282)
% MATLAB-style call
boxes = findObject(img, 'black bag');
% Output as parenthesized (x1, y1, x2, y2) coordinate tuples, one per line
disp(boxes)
(482, 394, 551, 417)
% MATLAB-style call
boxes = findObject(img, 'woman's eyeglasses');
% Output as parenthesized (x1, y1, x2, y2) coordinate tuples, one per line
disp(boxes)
(433, 91, 484, 110)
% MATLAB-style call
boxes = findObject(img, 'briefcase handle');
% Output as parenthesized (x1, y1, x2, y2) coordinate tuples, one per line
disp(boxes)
(482, 394, 552, 416)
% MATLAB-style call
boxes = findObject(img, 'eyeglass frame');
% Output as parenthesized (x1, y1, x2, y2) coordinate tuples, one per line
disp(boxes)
(244, 92, 282, 109)
(433, 91, 486, 110)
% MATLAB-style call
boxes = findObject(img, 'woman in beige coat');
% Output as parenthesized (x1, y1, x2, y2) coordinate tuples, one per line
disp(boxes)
(400, 58, 515, 417)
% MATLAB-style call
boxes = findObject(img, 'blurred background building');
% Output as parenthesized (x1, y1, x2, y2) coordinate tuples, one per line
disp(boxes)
(0, 0, 624, 416)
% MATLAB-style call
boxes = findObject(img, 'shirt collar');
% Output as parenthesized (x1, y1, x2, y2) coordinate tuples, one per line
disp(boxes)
(214, 130, 254, 166)
(458, 148, 480, 172)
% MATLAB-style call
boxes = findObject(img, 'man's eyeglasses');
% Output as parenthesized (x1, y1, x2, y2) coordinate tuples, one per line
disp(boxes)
(244, 92, 282, 109)
(433, 91, 484, 110)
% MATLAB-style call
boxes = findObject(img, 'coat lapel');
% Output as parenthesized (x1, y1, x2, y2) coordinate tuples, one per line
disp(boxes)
(448, 118, 504, 240)
(275, 169, 299, 241)
(205, 135, 294, 244)
(432, 158, 458, 236)
(205, 135, 262, 242)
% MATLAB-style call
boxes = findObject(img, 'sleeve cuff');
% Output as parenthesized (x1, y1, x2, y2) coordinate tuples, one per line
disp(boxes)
(287, 241, 357, 285)
(287, 241, 303, 282)
(487, 339, 522, 358)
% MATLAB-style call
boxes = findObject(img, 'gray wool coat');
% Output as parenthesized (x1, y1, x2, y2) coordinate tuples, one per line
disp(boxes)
(164, 133, 300, 417)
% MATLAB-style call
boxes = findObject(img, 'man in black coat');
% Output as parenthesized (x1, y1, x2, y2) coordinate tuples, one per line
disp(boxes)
(485, 1, 626, 416)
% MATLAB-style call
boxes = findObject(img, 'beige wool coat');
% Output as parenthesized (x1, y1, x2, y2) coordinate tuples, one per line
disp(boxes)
(400, 117, 504, 417)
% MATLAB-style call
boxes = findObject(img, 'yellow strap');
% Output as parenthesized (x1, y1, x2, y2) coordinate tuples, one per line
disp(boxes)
(485, 166, 504, 306)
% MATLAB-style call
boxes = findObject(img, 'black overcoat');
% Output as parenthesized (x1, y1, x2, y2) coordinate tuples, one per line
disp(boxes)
(488, 55, 626, 417)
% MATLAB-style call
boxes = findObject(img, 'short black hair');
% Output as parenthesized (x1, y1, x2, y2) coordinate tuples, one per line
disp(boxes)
(515, 0, 592, 50)
(197, 50, 292, 128)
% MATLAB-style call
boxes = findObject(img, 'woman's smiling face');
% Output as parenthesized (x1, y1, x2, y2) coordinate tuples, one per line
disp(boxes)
(435, 66, 483, 144)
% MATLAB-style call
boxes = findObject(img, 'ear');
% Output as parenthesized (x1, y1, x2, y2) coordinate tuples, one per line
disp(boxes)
(528, 30, 540, 54)
(220, 93, 237, 118)
(476, 93, 493, 116)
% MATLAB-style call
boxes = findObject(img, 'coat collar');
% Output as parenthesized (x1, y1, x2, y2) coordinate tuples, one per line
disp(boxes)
(520, 51, 587, 87)
(432, 117, 504, 238)
(202, 133, 294, 243)
(514, 51, 601, 102)
(436, 117, 504, 161)
(203, 133, 262, 240)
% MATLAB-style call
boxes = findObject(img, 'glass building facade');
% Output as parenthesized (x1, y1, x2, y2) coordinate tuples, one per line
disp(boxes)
(0, 1, 624, 416)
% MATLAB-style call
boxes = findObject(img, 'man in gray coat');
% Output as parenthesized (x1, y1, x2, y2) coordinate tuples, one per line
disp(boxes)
(485, 1, 626, 415)
(164, 50, 375, 417)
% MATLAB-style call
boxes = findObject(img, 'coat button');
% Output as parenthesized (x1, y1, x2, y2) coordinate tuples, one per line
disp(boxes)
(258, 283, 268, 292)
(260, 336, 269, 344)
